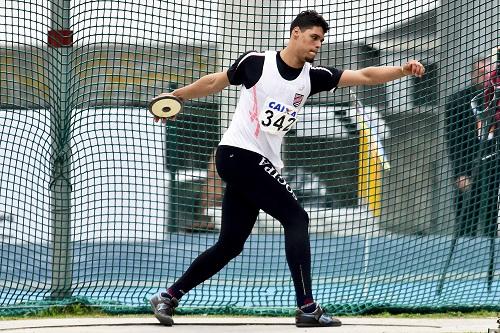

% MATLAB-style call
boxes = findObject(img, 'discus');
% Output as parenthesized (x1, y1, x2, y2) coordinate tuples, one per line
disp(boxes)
(148, 95, 183, 118)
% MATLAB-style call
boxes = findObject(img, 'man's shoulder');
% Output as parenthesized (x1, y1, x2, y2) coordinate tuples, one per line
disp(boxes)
(310, 65, 333, 73)
(450, 86, 477, 99)
(237, 50, 265, 62)
(309, 65, 343, 79)
(447, 86, 478, 105)
(228, 51, 267, 87)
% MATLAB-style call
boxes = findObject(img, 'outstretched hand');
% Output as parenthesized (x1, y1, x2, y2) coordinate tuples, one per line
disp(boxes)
(402, 60, 425, 78)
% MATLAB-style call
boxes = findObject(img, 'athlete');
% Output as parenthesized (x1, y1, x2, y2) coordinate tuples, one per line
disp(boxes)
(150, 10, 425, 327)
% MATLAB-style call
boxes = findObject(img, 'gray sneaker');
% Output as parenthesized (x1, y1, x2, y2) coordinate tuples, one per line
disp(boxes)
(295, 304, 342, 327)
(149, 292, 179, 326)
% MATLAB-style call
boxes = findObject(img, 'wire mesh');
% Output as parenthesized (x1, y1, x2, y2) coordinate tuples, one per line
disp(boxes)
(0, 0, 499, 315)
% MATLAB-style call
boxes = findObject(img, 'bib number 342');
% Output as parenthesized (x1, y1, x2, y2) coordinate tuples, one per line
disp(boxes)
(260, 110, 296, 134)
(259, 99, 298, 135)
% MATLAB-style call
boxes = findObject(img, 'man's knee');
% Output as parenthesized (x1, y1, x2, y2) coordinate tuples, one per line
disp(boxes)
(213, 239, 246, 260)
(299, 208, 310, 226)
(281, 207, 309, 230)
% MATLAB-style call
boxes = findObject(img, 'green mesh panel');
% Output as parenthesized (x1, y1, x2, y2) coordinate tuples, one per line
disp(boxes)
(0, 0, 500, 316)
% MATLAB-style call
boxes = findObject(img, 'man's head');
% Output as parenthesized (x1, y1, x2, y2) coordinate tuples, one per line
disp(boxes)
(288, 10, 329, 63)
(289, 10, 329, 35)
(471, 57, 490, 89)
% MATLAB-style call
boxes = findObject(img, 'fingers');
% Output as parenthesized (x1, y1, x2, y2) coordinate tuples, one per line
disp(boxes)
(412, 61, 425, 77)
(157, 92, 174, 98)
(153, 115, 175, 123)
(403, 60, 425, 77)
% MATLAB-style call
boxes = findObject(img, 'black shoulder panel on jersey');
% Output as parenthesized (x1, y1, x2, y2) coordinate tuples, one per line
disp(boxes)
(309, 66, 344, 96)
(227, 51, 265, 89)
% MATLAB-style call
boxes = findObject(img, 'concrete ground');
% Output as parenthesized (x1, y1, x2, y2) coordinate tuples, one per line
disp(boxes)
(0, 316, 498, 333)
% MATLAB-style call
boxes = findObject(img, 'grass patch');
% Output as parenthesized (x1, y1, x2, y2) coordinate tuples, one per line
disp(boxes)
(0, 303, 498, 320)
(35, 303, 107, 318)
(359, 309, 498, 318)
(0, 303, 109, 320)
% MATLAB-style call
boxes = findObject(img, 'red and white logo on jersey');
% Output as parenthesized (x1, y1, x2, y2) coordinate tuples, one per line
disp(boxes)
(293, 93, 304, 107)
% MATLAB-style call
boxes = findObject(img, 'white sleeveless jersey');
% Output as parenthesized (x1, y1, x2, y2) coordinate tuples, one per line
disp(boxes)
(219, 51, 312, 169)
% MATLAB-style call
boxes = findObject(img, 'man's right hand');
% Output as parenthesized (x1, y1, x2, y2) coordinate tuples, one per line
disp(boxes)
(456, 175, 472, 192)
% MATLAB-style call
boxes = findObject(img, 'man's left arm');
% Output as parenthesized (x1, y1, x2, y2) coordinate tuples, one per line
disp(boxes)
(338, 60, 425, 87)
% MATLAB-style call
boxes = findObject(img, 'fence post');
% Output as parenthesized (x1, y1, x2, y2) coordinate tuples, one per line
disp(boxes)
(48, 0, 73, 299)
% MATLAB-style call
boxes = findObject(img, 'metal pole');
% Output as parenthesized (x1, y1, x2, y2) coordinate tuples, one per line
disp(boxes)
(48, 0, 73, 299)
(487, 48, 500, 292)
(166, 122, 179, 233)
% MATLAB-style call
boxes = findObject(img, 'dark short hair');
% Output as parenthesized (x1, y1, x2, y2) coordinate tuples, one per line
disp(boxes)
(289, 10, 329, 34)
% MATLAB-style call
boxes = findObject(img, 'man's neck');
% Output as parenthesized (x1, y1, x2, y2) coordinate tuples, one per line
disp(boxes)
(471, 83, 483, 93)
(279, 47, 305, 69)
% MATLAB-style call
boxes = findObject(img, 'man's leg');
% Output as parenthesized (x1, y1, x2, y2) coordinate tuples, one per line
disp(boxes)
(483, 157, 499, 237)
(193, 148, 224, 230)
(240, 157, 341, 327)
(151, 184, 259, 325)
(238, 162, 311, 301)
(214, 146, 340, 327)
(169, 184, 259, 295)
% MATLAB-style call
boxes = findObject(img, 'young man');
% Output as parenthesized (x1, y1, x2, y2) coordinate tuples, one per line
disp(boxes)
(150, 10, 425, 327)
(445, 57, 490, 236)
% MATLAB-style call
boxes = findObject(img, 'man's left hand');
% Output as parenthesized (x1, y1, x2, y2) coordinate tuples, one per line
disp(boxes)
(402, 60, 425, 78)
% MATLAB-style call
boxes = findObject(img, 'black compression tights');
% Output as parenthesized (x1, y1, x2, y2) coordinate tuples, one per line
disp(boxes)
(169, 145, 314, 307)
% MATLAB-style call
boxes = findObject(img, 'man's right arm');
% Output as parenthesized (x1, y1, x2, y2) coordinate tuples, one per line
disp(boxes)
(152, 51, 260, 121)
(171, 71, 230, 101)
(160, 50, 262, 102)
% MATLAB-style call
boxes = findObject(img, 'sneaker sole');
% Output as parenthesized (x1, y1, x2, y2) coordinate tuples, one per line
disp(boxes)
(149, 299, 174, 326)
(296, 322, 342, 327)
(296, 319, 342, 328)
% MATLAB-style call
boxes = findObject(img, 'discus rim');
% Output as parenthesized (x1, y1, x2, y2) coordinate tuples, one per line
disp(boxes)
(148, 95, 183, 118)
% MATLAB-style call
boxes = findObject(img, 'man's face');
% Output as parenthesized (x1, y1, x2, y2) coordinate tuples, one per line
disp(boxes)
(293, 26, 325, 63)
(471, 60, 489, 87)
